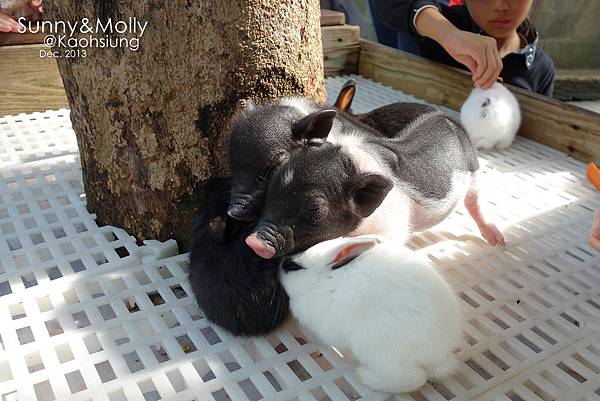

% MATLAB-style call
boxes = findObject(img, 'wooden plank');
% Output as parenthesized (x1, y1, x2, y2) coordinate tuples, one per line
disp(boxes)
(321, 25, 360, 77)
(358, 39, 600, 162)
(0, 44, 69, 116)
(0, 32, 45, 46)
(320, 9, 345, 26)
(0, 24, 48, 46)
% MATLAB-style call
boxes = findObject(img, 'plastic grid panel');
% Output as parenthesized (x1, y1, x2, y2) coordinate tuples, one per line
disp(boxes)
(0, 76, 597, 401)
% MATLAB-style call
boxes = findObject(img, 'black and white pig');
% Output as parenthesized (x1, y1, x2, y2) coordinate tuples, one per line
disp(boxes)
(227, 96, 375, 222)
(227, 90, 434, 222)
(245, 109, 505, 259)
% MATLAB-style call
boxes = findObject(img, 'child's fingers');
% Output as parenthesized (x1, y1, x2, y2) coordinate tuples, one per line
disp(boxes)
(459, 56, 478, 78)
(472, 47, 487, 83)
(475, 47, 500, 88)
(475, 72, 495, 89)
(589, 209, 600, 251)
(0, 13, 20, 32)
(478, 80, 494, 90)
(592, 209, 600, 234)
(477, 72, 497, 89)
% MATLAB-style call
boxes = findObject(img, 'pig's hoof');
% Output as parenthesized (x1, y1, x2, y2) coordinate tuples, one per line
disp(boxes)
(479, 223, 505, 246)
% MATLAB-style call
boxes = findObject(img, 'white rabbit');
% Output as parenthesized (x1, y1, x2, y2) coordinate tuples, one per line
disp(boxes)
(280, 235, 463, 394)
(460, 82, 521, 150)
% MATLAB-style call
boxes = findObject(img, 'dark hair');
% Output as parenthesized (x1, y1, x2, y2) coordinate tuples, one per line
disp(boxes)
(521, 0, 542, 40)
(520, 17, 536, 40)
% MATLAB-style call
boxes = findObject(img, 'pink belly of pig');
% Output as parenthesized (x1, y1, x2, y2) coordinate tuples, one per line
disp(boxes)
(348, 191, 461, 242)
(339, 137, 468, 240)
(349, 171, 471, 240)
(408, 171, 472, 232)
(410, 197, 458, 232)
(348, 186, 411, 242)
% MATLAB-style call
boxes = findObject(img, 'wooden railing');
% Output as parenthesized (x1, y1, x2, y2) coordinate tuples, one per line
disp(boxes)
(2, 10, 599, 162)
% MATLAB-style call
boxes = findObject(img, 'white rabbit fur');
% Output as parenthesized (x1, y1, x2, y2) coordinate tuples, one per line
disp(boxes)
(280, 235, 463, 394)
(460, 82, 521, 150)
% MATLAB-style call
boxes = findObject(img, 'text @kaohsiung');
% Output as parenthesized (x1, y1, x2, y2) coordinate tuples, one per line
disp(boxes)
(18, 17, 148, 55)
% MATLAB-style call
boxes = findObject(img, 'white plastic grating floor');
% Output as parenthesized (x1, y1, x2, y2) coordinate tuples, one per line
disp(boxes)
(0, 75, 599, 401)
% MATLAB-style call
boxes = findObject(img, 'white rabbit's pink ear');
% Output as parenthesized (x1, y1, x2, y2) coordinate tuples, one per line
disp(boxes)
(329, 238, 378, 270)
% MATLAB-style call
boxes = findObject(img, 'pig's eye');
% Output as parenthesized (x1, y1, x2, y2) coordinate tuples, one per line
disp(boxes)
(300, 206, 325, 225)
(299, 210, 318, 226)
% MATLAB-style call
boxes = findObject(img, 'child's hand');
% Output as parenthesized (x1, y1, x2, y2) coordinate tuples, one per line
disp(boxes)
(0, 11, 20, 32)
(28, 0, 43, 11)
(26, 0, 43, 20)
(441, 29, 502, 89)
(589, 209, 600, 251)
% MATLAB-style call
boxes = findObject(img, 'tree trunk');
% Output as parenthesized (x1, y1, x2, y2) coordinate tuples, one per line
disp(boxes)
(44, 0, 326, 250)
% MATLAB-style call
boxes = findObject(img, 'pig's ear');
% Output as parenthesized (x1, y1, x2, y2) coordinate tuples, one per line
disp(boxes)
(292, 109, 337, 142)
(333, 79, 356, 112)
(349, 173, 393, 218)
(328, 237, 379, 269)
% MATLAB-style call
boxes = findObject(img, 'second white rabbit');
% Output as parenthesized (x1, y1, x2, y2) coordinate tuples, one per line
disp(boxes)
(461, 82, 521, 150)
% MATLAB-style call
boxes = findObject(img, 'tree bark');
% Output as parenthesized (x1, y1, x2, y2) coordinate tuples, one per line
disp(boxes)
(45, 0, 326, 250)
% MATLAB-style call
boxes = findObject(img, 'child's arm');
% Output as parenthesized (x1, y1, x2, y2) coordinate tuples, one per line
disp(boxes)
(414, 6, 502, 89)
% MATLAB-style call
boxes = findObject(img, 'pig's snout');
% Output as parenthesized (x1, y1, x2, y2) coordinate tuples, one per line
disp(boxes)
(246, 233, 276, 259)
(246, 223, 294, 259)
(227, 194, 258, 221)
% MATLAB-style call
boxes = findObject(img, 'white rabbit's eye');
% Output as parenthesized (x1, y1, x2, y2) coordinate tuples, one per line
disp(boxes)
(302, 198, 328, 219)
(281, 259, 304, 272)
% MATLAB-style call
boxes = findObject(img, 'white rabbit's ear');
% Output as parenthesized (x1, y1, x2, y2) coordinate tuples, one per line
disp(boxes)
(329, 237, 380, 270)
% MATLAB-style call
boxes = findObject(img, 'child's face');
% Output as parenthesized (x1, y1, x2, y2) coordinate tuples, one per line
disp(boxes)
(465, 0, 534, 39)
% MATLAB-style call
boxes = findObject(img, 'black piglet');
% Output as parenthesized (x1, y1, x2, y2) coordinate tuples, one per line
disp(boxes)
(188, 177, 290, 336)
